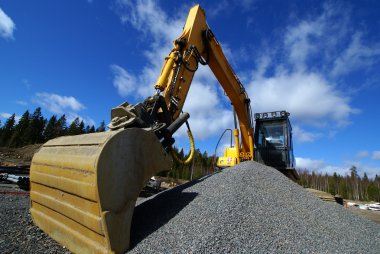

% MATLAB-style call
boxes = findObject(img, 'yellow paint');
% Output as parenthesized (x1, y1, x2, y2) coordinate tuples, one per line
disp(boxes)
(155, 5, 253, 160)
(30, 129, 172, 254)
(31, 4, 257, 254)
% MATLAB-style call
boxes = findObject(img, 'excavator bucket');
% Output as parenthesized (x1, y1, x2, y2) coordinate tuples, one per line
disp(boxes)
(29, 128, 172, 254)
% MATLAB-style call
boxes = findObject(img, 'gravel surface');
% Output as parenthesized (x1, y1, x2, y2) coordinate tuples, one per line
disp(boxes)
(129, 161, 380, 253)
(1, 161, 379, 253)
(0, 185, 70, 254)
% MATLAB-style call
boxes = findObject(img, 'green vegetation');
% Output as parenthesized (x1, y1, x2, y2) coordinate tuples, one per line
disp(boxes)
(159, 147, 215, 181)
(298, 166, 380, 202)
(0, 107, 104, 148)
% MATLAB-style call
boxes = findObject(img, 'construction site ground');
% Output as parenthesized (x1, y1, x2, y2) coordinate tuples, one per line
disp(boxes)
(305, 188, 380, 224)
(1, 182, 379, 253)
(0, 144, 42, 168)
(1, 146, 379, 253)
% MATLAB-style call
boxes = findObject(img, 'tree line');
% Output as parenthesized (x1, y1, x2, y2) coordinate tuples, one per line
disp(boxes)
(159, 148, 380, 202)
(298, 166, 380, 202)
(2, 108, 379, 202)
(0, 108, 216, 181)
(0, 107, 106, 148)
(158, 147, 215, 181)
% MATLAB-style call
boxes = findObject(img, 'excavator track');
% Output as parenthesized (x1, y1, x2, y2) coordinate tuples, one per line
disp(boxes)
(30, 128, 171, 254)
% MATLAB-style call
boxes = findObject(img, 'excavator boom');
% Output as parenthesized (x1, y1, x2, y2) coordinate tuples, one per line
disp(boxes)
(154, 5, 254, 158)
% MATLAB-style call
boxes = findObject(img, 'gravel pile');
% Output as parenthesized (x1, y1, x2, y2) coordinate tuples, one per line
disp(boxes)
(129, 161, 380, 253)
(0, 185, 69, 254)
(1, 161, 379, 253)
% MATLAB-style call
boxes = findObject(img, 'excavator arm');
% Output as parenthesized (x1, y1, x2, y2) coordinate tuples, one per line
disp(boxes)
(29, 5, 253, 254)
(155, 5, 254, 159)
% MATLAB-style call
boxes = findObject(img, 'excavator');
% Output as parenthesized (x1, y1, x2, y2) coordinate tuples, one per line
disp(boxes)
(217, 110, 298, 181)
(29, 5, 296, 254)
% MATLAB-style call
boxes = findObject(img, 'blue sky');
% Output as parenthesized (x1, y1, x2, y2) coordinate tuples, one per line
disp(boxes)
(1, 0, 379, 178)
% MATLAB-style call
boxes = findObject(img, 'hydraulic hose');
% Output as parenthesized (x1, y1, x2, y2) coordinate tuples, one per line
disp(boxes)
(171, 129, 195, 165)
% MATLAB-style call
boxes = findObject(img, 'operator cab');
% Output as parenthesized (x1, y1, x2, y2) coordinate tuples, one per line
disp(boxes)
(254, 111, 299, 181)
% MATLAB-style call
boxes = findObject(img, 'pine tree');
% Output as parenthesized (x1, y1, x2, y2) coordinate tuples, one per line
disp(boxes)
(96, 121, 106, 132)
(362, 173, 369, 201)
(68, 117, 81, 135)
(350, 166, 359, 200)
(0, 114, 16, 147)
(44, 115, 58, 141)
(25, 108, 46, 144)
(84, 125, 90, 134)
(89, 125, 95, 133)
(9, 110, 30, 147)
(56, 114, 67, 136)
(78, 120, 85, 134)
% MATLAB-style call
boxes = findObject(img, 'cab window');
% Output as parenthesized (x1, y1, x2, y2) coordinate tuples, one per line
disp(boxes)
(257, 124, 284, 147)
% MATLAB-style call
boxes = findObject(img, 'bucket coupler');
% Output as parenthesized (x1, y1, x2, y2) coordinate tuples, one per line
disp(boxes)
(108, 95, 190, 150)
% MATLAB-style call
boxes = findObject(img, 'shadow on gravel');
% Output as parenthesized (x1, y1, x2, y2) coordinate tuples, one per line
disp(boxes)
(129, 172, 219, 249)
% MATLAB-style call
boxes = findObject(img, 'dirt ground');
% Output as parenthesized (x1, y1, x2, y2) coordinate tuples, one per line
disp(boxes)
(0, 144, 42, 167)
(306, 188, 380, 224)
(348, 208, 380, 224)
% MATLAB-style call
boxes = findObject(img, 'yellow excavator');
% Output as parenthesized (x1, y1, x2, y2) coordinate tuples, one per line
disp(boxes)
(29, 5, 293, 254)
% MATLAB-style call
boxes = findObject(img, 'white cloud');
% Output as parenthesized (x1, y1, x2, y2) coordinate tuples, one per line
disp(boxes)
(110, 64, 136, 97)
(292, 125, 321, 143)
(285, 20, 323, 72)
(296, 157, 326, 172)
(356, 150, 369, 159)
(296, 157, 351, 177)
(114, 0, 183, 45)
(297, 156, 379, 179)
(207, 0, 229, 17)
(283, 3, 334, 72)
(358, 165, 379, 179)
(372, 151, 380, 160)
(320, 165, 350, 177)
(111, 0, 186, 99)
(181, 79, 234, 140)
(0, 113, 20, 123)
(280, 2, 380, 79)
(34, 92, 85, 114)
(249, 71, 355, 127)
(258, 2, 380, 79)
(332, 32, 380, 77)
(283, 3, 351, 73)
(343, 160, 380, 179)
(0, 112, 12, 119)
(246, 3, 363, 131)
(0, 8, 15, 39)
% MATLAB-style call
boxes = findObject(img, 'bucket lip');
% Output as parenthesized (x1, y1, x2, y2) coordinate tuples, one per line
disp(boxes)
(41, 130, 121, 148)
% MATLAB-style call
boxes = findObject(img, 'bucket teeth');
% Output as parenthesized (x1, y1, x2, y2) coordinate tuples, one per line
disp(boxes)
(30, 128, 172, 254)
